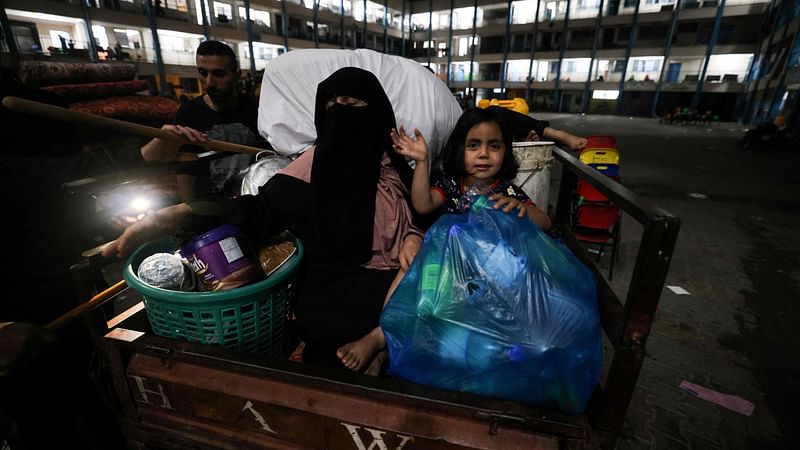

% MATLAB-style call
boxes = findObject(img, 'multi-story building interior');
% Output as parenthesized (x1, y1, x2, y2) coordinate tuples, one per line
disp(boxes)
(1, 0, 797, 127)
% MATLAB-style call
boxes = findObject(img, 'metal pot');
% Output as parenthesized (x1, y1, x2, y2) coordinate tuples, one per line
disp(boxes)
(240, 150, 292, 196)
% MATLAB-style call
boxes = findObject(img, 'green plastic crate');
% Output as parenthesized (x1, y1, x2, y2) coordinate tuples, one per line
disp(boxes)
(124, 236, 303, 356)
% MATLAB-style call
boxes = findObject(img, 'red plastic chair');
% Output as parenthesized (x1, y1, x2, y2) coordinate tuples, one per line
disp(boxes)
(583, 135, 617, 152)
(573, 203, 621, 280)
(576, 176, 621, 204)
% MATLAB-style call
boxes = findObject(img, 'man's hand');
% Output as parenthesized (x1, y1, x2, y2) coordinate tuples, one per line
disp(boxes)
(101, 204, 192, 259)
(526, 130, 541, 141)
(391, 127, 429, 163)
(399, 234, 423, 271)
(141, 125, 209, 163)
(564, 134, 588, 151)
(541, 127, 588, 151)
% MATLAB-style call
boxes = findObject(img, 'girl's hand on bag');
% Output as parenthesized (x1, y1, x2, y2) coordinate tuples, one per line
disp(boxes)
(489, 194, 527, 218)
(390, 127, 429, 163)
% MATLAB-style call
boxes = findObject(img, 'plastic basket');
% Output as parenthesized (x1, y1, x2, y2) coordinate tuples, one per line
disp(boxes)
(583, 135, 616, 151)
(588, 163, 620, 177)
(579, 148, 619, 165)
(124, 236, 303, 356)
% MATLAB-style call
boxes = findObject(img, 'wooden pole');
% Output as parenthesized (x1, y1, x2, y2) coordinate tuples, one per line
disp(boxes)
(2, 96, 263, 156)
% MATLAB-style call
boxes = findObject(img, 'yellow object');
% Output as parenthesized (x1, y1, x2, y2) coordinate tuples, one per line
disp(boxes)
(774, 114, 785, 128)
(579, 148, 620, 165)
(478, 97, 529, 115)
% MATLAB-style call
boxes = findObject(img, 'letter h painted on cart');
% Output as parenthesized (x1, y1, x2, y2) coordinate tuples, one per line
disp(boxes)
(129, 375, 174, 410)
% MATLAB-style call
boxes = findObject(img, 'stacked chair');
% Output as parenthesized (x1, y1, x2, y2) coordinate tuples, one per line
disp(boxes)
(572, 135, 622, 280)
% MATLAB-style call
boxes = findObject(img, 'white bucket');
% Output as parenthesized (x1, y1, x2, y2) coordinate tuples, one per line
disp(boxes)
(512, 141, 555, 211)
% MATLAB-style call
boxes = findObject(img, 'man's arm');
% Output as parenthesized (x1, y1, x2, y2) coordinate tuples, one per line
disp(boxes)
(540, 127, 587, 151)
(140, 124, 209, 162)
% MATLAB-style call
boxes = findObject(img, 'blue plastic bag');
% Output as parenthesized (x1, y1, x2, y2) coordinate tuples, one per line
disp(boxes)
(381, 194, 601, 414)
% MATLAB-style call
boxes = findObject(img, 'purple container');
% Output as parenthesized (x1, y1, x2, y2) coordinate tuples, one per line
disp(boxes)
(180, 225, 261, 291)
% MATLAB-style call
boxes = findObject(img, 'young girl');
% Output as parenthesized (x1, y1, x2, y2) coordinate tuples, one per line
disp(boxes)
(395, 106, 551, 230)
(336, 107, 551, 372)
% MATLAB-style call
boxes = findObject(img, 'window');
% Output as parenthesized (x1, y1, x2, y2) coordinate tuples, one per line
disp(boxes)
(163, 0, 188, 12)
(437, 12, 449, 29)
(113, 28, 143, 49)
(411, 13, 428, 31)
(511, 1, 537, 24)
(238, 7, 270, 27)
(49, 30, 71, 48)
(456, 36, 479, 56)
(545, 2, 557, 20)
(213, 2, 232, 20)
(632, 58, 661, 72)
(353, 1, 366, 21)
(92, 25, 109, 49)
(452, 7, 480, 29)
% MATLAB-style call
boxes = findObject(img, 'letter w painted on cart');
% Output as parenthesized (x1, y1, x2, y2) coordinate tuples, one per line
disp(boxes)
(341, 423, 413, 450)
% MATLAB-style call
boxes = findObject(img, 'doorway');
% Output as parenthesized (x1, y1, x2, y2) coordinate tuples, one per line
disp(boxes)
(666, 63, 681, 83)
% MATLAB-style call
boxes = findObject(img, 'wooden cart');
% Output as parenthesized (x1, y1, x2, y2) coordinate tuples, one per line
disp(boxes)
(61, 146, 679, 450)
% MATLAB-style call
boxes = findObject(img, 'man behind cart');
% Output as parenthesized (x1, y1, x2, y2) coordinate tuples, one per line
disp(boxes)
(139, 40, 266, 201)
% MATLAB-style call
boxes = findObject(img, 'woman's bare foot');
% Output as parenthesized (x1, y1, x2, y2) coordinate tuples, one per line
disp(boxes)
(336, 327, 386, 371)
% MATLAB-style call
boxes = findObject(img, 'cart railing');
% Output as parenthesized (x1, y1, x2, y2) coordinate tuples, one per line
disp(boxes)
(552, 146, 681, 447)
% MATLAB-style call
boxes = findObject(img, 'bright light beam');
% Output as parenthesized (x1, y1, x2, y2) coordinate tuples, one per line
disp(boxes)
(130, 196, 152, 212)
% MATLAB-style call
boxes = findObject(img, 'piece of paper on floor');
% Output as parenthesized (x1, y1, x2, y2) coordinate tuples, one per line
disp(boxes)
(679, 381, 755, 417)
(667, 285, 691, 295)
(105, 327, 144, 342)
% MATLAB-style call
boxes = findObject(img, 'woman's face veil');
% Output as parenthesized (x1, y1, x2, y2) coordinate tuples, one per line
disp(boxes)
(310, 67, 411, 264)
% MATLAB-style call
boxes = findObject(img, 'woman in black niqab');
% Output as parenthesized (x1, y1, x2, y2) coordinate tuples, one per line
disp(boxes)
(102, 67, 421, 368)
(311, 67, 413, 265)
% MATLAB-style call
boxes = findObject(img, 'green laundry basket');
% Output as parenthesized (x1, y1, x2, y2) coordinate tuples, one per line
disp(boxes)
(124, 236, 303, 356)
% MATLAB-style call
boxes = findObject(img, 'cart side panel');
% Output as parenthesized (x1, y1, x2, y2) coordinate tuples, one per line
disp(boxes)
(121, 353, 560, 450)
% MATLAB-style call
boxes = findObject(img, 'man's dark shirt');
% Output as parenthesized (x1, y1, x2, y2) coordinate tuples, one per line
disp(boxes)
(175, 93, 262, 196)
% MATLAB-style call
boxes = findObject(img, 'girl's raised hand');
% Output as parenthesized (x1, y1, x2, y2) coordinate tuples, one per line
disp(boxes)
(391, 127, 429, 163)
